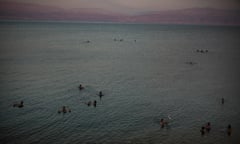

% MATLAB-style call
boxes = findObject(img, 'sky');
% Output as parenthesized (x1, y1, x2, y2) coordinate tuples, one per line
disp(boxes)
(3, 0, 240, 14)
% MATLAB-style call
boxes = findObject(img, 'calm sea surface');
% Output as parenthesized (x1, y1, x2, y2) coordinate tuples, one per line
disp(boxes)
(0, 22, 240, 144)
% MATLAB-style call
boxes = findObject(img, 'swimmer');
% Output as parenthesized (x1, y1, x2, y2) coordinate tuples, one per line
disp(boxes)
(200, 126, 205, 135)
(227, 124, 232, 136)
(98, 91, 104, 99)
(13, 101, 24, 108)
(62, 106, 67, 113)
(185, 61, 196, 65)
(160, 119, 165, 128)
(79, 84, 84, 90)
(93, 100, 97, 107)
(205, 122, 211, 132)
(222, 98, 224, 104)
(87, 101, 91, 106)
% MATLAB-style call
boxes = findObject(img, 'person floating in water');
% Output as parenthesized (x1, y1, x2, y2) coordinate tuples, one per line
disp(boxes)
(160, 119, 165, 128)
(62, 106, 67, 113)
(227, 124, 232, 136)
(79, 84, 84, 90)
(222, 98, 224, 104)
(98, 91, 104, 99)
(160, 119, 168, 128)
(93, 100, 97, 107)
(13, 101, 24, 108)
(205, 122, 211, 132)
(200, 126, 205, 136)
(87, 101, 91, 106)
(185, 61, 197, 65)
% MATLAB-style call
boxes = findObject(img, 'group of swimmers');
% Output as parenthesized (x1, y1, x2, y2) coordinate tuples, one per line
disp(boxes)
(57, 84, 103, 113)
(200, 98, 231, 136)
(79, 84, 104, 107)
(200, 122, 232, 136)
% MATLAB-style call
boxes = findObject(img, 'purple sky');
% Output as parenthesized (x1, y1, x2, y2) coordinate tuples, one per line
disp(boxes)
(2, 0, 240, 14)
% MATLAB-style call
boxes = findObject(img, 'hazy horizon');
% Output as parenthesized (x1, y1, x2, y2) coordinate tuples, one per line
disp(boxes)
(1, 0, 240, 15)
(0, 0, 240, 25)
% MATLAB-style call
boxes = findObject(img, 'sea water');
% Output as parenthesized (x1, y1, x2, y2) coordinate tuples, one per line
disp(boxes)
(0, 21, 240, 144)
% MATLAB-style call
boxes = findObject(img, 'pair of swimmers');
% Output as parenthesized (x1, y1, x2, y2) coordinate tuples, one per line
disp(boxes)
(58, 106, 71, 114)
(113, 38, 123, 42)
(86, 100, 97, 107)
(196, 49, 208, 53)
(200, 122, 211, 135)
(13, 101, 24, 108)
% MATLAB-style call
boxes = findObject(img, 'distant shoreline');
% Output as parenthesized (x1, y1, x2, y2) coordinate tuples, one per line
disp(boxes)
(1, 19, 240, 27)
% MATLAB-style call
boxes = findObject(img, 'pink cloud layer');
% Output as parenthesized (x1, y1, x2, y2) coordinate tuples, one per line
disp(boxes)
(0, 1, 240, 25)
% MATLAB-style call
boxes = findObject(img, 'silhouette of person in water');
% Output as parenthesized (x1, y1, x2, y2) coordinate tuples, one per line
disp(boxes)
(227, 124, 232, 136)
(62, 106, 67, 113)
(222, 98, 224, 104)
(99, 91, 103, 99)
(200, 126, 205, 135)
(160, 119, 165, 128)
(87, 101, 91, 106)
(13, 101, 24, 108)
(205, 122, 211, 132)
(79, 84, 84, 90)
(93, 100, 97, 107)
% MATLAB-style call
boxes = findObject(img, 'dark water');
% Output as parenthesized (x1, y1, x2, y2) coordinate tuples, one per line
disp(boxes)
(0, 22, 240, 144)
